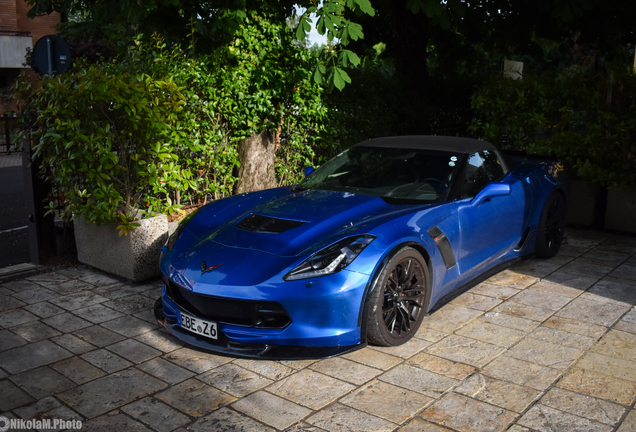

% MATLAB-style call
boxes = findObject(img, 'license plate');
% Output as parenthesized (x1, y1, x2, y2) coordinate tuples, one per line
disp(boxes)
(179, 311, 218, 340)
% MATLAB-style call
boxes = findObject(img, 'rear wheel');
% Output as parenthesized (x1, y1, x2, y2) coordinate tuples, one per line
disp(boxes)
(365, 247, 429, 346)
(535, 192, 566, 258)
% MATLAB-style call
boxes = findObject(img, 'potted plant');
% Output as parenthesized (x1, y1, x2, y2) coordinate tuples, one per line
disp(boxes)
(19, 64, 186, 280)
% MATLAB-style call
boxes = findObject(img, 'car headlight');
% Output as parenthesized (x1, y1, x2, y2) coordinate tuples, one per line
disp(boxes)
(284, 235, 375, 281)
(166, 208, 200, 252)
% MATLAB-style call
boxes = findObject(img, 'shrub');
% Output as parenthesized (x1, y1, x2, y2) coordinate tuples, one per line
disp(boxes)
(469, 71, 636, 188)
(18, 65, 185, 234)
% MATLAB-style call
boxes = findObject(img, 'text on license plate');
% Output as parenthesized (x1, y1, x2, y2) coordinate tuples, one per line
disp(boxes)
(179, 312, 218, 340)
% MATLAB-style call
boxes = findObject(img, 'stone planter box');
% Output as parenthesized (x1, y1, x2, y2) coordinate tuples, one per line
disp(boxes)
(605, 187, 636, 233)
(566, 180, 605, 227)
(74, 214, 170, 282)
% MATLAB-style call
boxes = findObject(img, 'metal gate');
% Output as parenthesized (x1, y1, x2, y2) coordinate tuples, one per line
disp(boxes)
(0, 114, 19, 153)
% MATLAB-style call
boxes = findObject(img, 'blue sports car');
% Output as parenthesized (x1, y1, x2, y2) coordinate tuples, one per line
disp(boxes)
(155, 136, 568, 358)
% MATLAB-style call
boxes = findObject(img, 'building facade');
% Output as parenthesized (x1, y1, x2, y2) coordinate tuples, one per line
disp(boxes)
(0, 0, 60, 113)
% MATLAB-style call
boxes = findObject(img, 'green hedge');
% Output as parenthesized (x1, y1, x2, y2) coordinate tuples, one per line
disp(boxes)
(469, 71, 636, 188)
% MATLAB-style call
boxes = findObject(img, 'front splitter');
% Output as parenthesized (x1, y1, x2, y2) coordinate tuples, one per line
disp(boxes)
(153, 298, 365, 360)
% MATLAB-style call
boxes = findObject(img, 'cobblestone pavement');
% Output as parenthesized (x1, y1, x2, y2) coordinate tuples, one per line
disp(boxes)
(1, 229, 636, 432)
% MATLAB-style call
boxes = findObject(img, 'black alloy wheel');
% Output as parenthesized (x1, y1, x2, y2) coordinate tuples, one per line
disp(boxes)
(365, 247, 429, 346)
(535, 192, 566, 258)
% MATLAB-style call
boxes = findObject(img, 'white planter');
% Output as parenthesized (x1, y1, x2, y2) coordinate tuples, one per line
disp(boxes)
(74, 214, 169, 282)
(605, 188, 636, 233)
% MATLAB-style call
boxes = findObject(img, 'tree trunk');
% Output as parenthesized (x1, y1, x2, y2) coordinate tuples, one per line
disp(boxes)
(233, 129, 277, 194)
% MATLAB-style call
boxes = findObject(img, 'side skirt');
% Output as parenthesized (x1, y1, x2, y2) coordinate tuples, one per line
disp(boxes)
(427, 257, 525, 314)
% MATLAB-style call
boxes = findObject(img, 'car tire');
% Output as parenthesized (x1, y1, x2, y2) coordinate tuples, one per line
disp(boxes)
(535, 191, 566, 259)
(364, 247, 430, 347)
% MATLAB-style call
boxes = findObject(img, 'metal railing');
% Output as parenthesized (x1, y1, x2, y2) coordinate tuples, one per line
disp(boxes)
(0, 114, 20, 153)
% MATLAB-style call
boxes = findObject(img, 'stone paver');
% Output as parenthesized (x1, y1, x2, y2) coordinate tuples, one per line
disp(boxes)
(421, 392, 517, 432)
(189, 407, 275, 432)
(557, 368, 636, 404)
(23, 301, 65, 318)
(455, 373, 541, 413)
(162, 347, 232, 373)
(81, 348, 133, 373)
(617, 410, 636, 432)
(425, 334, 504, 367)
(309, 356, 382, 385)
(557, 296, 631, 326)
(408, 352, 477, 380)
(529, 325, 596, 350)
(306, 403, 395, 432)
(341, 380, 433, 423)
(482, 355, 562, 391)
(13, 396, 80, 426)
(518, 404, 613, 432)
(10, 365, 75, 398)
(136, 357, 195, 384)
(0, 379, 35, 411)
(122, 397, 190, 432)
(51, 357, 106, 384)
(1, 230, 636, 431)
(58, 368, 166, 417)
(455, 320, 526, 347)
(198, 363, 274, 397)
(155, 378, 235, 417)
(267, 369, 355, 409)
(233, 391, 311, 430)
(106, 338, 161, 363)
(506, 337, 584, 370)
(0, 339, 72, 373)
(540, 387, 625, 426)
(378, 363, 458, 398)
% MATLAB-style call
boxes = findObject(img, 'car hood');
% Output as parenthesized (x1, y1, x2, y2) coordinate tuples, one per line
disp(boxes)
(187, 188, 422, 257)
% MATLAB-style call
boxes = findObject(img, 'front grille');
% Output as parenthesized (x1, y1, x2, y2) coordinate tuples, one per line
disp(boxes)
(165, 280, 291, 329)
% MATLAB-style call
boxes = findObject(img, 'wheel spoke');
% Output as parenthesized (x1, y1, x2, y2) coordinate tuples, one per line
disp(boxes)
(384, 307, 396, 327)
(402, 285, 423, 294)
(404, 260, 411, 279)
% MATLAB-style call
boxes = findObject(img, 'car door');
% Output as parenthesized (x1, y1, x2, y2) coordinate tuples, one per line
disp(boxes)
(454, 150, 529, 275)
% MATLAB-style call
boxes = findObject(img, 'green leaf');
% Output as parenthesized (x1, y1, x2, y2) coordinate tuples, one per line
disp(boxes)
(295, 15, 309, 40)
(345, 50, 361, 67)
(348, 0, 376, 16)
(406, 0, 424, 13)
(333, 67, 351, 91)
(347, 22, 364, 41)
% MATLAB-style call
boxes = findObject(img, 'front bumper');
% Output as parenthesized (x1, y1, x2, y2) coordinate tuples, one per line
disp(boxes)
(154, 298, 365, 359)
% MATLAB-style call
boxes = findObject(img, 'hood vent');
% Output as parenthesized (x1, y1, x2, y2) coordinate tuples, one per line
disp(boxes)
(237, 214, 308, 233)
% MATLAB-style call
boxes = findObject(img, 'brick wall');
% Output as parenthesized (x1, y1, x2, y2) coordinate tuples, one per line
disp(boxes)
(0, 1, 60, 114)
(0, 0, 18, 31)
(16, 0, 60, 43)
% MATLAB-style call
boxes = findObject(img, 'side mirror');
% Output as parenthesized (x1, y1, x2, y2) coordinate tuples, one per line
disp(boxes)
(471, 182, 511, 207)
(302, 166, 315, 178)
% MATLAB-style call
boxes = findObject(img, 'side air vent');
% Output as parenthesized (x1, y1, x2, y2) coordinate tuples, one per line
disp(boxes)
(427, 226, 457, 269)
(237, 214, 308, 233)
(514, 226, 533, 252)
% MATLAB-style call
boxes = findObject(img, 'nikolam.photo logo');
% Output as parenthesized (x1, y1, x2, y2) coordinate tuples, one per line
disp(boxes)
(0, 416, 82, 431)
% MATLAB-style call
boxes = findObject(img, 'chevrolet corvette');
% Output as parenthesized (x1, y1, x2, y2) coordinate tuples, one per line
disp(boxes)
(154, 136, 568, 358)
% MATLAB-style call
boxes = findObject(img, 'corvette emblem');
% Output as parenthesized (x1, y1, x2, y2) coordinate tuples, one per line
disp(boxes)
(201, 260, 222, 275)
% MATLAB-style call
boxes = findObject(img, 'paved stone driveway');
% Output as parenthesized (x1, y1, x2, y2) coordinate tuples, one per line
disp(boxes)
(1, 229, 636, 432)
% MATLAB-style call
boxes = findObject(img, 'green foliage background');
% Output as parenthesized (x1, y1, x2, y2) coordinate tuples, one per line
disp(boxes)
(19, 15, 328, 231)
(469, 70, 636, 188)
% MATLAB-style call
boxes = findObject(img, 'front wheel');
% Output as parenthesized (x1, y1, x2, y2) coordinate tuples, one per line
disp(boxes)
(364, 247, 430, 346)
(535, 192, 566, 259)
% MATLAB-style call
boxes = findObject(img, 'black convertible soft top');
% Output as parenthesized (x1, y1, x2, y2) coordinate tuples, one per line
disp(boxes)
(356, 136, 496, 154)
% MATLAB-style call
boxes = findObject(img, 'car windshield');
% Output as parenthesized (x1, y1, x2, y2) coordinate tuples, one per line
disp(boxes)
(300, 146, 462, 203)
